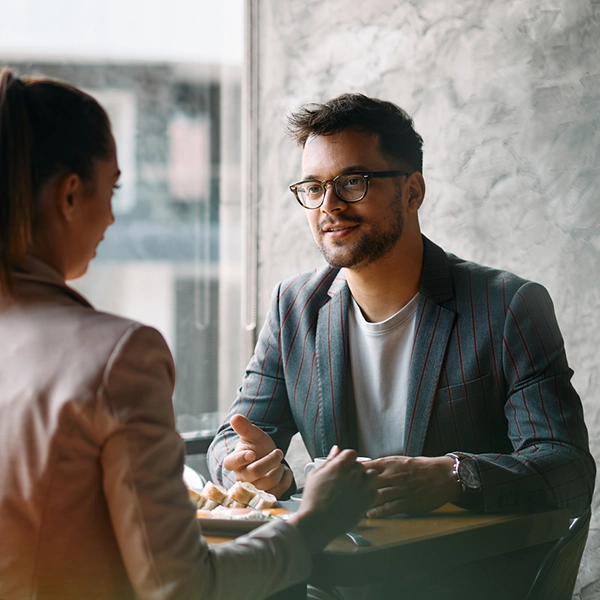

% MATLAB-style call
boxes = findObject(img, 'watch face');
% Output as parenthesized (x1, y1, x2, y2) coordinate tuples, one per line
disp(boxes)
(458, 457, 481, 489)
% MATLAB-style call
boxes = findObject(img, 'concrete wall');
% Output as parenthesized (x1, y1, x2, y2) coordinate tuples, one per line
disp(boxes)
(250, 0, 600, 596)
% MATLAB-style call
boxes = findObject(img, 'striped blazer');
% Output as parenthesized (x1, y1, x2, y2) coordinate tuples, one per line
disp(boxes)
(209, 237, 595, 515)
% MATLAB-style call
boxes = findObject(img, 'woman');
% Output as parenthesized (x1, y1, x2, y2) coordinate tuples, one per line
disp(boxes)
(0, 69, 376, 600)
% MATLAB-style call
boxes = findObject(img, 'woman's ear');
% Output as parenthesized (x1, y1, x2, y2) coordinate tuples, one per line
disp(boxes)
(56, 173, 84, 222)
(406, 171, 426, 212)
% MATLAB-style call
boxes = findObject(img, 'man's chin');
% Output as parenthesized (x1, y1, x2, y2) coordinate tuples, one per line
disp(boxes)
(320, 248, 365, 270)
(319, 244, 394, 272)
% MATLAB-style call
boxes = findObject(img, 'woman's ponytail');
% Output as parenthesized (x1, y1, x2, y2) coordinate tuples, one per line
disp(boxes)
(0, 69, 34, 296)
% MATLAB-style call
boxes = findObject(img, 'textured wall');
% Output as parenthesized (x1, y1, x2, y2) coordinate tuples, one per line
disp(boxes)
(252, 0, 599, 596)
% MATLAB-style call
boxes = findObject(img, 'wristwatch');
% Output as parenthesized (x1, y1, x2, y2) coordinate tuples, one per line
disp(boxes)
(447, 453, 482, 493)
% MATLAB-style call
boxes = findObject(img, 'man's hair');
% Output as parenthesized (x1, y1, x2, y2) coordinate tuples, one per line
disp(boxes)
(287, 93, 423, 173)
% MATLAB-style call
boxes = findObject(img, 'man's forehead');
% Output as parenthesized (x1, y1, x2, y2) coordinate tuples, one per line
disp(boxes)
(301, 130, 385, 174)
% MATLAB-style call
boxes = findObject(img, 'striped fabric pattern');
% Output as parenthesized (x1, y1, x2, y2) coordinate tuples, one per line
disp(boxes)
(208, 237, 595, 515)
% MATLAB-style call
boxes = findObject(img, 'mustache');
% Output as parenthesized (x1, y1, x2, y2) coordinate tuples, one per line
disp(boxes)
(317, 214, 364, 234)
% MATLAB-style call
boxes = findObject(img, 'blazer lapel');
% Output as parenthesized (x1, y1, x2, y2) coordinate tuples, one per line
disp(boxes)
(315, 273, 352, 455)
(405, 237, 457, 456)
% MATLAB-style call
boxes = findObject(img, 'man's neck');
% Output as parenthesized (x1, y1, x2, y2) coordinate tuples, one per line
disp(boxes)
(344, 234, 424, 323)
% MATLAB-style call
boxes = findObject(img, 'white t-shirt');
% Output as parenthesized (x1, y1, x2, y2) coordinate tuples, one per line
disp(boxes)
(348, 293, 419, 458)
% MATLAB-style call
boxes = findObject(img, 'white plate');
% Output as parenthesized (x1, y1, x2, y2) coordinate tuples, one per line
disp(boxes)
(198, 502, 298, 536)
(199, 517, 270, 535)
(183, 465, 206, 491)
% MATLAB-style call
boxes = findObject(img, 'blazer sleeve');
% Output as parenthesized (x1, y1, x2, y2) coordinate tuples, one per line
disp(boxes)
(207, 282, 300, 494)
(99, 324, 311, 600)
(456, 282, 596, 516)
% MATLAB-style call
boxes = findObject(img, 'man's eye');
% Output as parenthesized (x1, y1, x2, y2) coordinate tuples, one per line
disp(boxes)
(343, 177, 363, 188)
(305, 184, 322, 196)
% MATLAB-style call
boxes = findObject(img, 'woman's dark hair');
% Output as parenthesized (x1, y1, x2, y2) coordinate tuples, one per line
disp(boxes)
(0, 68, 112, 294)
(287, 93, 424, 173)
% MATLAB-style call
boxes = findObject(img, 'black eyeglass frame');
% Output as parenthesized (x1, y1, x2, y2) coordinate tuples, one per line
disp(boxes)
(289, 170, 411, 209)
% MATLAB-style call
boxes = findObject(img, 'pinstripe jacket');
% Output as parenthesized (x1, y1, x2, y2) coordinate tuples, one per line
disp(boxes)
(209, 237, 595, 515)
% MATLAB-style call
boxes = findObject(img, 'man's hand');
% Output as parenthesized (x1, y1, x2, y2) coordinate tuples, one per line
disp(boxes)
(289, 447, 378, 553)
(221, 414, 294, 498)
(364, 455, 461, 518)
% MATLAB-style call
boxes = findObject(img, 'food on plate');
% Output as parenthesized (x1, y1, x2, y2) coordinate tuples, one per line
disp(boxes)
(199, 481, 231, 510)
(249, 489, 279, 511)
(188, 481, 277, 510)
(187, 480, 283, 520)
(188, 487, 203, 506)
(195, 509, 214, 519)
(227, 482, 257, 507)
(226, 481, 278, 510)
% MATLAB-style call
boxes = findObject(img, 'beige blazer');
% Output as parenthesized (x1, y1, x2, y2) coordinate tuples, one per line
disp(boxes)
(0, 259, 311, 600)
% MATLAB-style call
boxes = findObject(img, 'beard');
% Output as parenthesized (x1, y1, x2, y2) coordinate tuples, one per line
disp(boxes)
(315, 188, 405, 270)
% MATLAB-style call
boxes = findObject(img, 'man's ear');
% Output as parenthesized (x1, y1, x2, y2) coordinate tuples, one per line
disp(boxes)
(56, 173, 83, 222)
(406, 171, 426, 212)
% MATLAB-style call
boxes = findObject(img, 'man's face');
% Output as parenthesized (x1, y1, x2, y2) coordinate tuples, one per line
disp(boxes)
(301, 129, 408, 271)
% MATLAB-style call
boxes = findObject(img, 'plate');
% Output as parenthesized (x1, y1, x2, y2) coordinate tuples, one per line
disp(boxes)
(198, 503, 298, 536)
(199, 517, 270, 535)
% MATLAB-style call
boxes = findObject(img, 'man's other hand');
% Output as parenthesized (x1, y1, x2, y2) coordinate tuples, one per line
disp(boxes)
(222, 414, 293, 498)
(364, 455, 461, 518)
(289, 447, 378, 553)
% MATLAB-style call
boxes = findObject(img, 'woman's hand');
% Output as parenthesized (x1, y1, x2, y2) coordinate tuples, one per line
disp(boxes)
(288, 447, 378, 553)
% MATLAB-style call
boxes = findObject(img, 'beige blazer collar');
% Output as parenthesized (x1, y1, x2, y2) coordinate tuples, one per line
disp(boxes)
(14, 256, 94, 309)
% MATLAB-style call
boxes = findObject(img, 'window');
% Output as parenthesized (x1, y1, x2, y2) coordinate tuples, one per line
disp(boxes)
(1, 0, 245, 476)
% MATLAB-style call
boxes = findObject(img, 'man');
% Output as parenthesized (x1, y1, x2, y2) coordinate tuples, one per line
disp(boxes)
(208, 93, 595, 524)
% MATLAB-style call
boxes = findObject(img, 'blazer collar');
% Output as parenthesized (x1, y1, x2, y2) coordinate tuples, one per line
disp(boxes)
(326, 269, 347, 298)
(418, 236, 455, 305)
(13, 256, 94, 309)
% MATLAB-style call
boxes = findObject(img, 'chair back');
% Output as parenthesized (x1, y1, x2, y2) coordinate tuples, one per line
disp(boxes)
(526, 508, 591, 600)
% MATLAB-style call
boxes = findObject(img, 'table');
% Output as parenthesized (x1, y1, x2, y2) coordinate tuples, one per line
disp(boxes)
(206, 504, 570, 594)
(309, 504, 569, 586)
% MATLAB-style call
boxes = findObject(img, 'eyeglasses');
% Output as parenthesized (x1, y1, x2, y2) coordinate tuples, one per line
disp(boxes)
(289, 170, 410, 209)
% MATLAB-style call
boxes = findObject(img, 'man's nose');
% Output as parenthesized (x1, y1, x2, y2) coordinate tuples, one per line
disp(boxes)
(320, 183, 346, 214)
